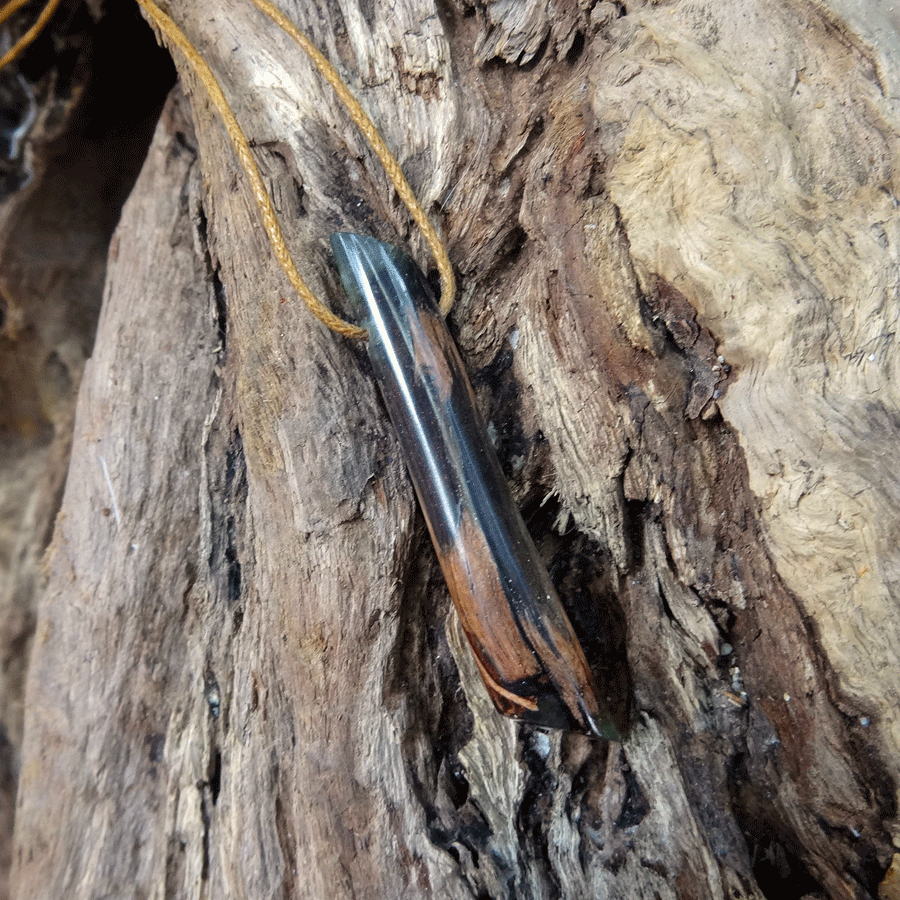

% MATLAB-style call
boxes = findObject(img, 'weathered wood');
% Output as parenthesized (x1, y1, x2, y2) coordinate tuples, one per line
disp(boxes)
(0, 17, 96, 900)
(0, 5, 171, 899)
(7, 0, 900, 898)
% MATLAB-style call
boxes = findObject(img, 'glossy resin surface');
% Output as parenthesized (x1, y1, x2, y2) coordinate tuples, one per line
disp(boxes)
(332, 233, 618, 739)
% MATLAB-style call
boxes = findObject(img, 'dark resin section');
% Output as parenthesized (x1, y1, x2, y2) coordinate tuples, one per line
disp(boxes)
(332, 233, 617, 739)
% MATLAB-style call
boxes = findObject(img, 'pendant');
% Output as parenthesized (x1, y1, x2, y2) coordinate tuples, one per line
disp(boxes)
(331, 233, 618, 739)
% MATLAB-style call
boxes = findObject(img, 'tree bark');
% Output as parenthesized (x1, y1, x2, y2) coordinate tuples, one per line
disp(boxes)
(4, 1, 900, 898)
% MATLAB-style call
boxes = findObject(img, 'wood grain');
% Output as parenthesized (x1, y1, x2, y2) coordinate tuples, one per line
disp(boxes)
(4, 0, 900, 898)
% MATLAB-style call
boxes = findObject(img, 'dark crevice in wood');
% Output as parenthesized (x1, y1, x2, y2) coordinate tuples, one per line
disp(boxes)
(274, 792, 299, 899)
(204, 426, 247, 611)
(516, 743, 562, 899)
(471, 343, 530, 479)
(193, 202, 229, 352)
(444, 756, 471, 809)
(570, 744, 646, 873)
(223, 436, 244, 606)
(622, 496, 646, 571)
(425, 264, 444, 308)
(383, 523, 439, 710)
(565, 30, 586, 64)
(524, 493, 632, 736)
(200, 671, 223, 878)
(519, 32, 551, 71)
(199, 779, 212, 881)
(743, 822, 824, 900)
(613, 765, 649, 831)
(208, 748, 222, 807)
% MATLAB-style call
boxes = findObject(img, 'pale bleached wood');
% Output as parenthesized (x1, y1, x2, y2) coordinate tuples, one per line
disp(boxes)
(10, 0, 900, 898)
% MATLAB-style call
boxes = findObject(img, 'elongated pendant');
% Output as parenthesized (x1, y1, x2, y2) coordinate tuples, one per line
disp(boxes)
(331, 233, 618, 739)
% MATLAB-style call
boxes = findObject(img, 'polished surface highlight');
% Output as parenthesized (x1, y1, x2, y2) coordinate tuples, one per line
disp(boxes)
(332, 233, 618, 739)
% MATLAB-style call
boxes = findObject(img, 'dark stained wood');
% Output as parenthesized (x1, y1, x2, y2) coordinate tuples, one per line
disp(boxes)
(331, 233, 618, 738)
(4, 1, 900, 899)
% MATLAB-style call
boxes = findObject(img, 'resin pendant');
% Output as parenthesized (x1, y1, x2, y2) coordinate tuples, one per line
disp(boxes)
(331, 233, 618, 739)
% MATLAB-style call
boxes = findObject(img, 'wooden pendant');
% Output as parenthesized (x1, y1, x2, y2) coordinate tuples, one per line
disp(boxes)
(331, 233, 619, 739)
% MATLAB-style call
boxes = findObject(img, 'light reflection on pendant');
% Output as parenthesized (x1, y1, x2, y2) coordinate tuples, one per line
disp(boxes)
(331, 233, 619, 740)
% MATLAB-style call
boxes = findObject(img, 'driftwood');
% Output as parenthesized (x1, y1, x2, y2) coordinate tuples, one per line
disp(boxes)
(3, 0, 900, 898)
(0, 4, 171, 899)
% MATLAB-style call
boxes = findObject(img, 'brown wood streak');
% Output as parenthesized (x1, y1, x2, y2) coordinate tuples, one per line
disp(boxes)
(407, 271, 606, 732)
(406, 293, 542, 710)
(517, 596, 602, 728)
(435, 502, 605, 729)
(409, 305, 457, 404)
(435, 506, 543, 715)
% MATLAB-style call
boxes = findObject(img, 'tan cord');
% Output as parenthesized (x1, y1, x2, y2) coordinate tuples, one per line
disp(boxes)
(137, 0, 456, 341)
(0, 0, 64, 73)
(0, 0, 35, 29)
(248, 0, 456, 318)
(135, 0, 368, 339)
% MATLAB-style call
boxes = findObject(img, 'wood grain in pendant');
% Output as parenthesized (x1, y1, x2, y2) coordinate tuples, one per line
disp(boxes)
(331, 233, 619, 739)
